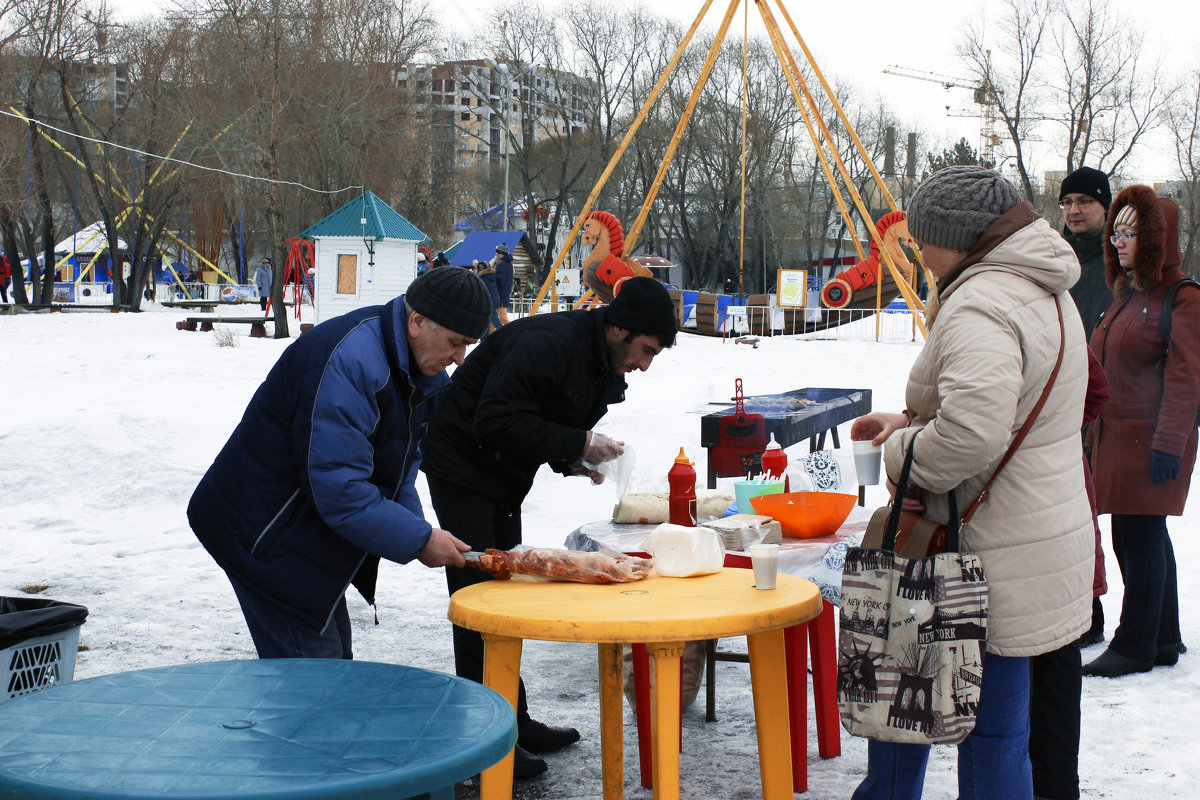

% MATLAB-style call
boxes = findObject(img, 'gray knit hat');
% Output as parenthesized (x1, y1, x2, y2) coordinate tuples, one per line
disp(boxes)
(405, 266, 491, 339)
(907, 166, 1022, 252)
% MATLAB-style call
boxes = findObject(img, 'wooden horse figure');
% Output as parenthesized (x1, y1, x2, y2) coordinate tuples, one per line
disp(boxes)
(580, 211, 655, 303)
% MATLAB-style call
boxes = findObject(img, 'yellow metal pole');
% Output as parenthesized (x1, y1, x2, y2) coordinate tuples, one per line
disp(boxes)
(624, 0, 745, 255)
(753, 2, 867, 267)
(738, 1, 749, 292)
(529, 0, 723, 312)
(769, 0, 926, 330)
(772, 1, 901, 214)
(757, 0, 926, 336)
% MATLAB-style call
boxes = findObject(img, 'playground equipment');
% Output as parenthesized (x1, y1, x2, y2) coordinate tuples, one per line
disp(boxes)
(819, 211, 913, 310)
(10, 101, 245, 302)
(579, 211, 654, 303)
(530, 0, 934, 339)
(265, 238, 316, 320)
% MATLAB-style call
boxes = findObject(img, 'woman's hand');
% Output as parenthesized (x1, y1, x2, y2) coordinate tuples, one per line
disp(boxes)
(850, 411, 910, 447)
(885, 476, 927, 512)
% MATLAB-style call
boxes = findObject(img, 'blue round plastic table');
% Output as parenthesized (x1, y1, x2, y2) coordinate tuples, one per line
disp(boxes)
(0, 658, 516, 800)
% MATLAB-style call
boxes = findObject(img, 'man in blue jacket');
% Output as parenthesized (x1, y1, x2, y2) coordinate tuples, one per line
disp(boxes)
(421, 276, 678, 779)
(188, 267, 492, 660)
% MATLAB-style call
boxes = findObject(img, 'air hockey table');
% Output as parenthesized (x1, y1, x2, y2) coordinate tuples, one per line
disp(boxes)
(699, 387, 872, 489)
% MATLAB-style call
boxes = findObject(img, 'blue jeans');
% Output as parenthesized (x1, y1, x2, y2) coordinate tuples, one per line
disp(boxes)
(852, 653, 1033, 800)
(227, 573, 353, 659)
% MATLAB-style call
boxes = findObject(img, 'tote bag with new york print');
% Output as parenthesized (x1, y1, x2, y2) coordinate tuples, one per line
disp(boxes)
(837, 442, 988, 745)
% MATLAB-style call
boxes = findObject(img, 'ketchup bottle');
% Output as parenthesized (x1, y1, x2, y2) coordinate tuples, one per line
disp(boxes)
(668, 447, 698, 526)
(760, 432, 789, 492)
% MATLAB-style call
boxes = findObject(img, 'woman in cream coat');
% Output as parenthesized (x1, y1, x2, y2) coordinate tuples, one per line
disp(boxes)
(850, 166, 1094, 800)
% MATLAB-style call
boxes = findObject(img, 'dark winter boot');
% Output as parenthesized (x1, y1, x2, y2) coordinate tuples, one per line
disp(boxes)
(517, 717, 581, 754)
(1155, 641, 1187, 667)
(1078, 597, 1105, 647)
(512, 745, 548, 780)
(1082, 648, 1153, 677)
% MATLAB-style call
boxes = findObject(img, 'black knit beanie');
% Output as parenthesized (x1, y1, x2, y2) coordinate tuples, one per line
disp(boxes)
(1058, 166, 1112, 209)
(906, 165, 1022, 252)
(405, 266, 491, 339)
(604, 277, 677, 346)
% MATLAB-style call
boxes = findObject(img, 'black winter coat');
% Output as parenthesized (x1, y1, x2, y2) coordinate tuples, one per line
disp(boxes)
(421, 308, 626, 503)
(1064, 228, 1109, 340)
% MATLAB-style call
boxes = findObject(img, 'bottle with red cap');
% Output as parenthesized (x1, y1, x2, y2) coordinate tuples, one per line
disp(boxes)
(760, 432, 789, 492)
(668, 447, 697, 526)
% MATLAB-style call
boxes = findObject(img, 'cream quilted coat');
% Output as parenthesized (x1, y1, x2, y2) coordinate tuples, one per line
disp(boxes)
(885, 207, 1094, 657)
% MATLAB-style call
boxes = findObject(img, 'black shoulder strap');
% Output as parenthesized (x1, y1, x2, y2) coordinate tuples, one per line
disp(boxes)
(1161, 277, 1200, 354)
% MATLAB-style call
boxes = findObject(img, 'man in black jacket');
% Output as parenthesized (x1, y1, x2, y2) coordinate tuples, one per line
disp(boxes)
(421, 277, 677, 780)
(1060, 166, 1112, 339)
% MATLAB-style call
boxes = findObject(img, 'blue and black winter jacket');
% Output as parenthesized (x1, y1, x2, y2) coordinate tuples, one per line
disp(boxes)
(188, 295, 444, 630)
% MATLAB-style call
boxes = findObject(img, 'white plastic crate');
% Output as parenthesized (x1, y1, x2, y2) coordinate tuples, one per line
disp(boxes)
(2, 624, 81, 701)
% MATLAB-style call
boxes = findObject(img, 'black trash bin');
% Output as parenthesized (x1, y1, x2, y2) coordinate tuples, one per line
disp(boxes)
(0, 596, 88, 700)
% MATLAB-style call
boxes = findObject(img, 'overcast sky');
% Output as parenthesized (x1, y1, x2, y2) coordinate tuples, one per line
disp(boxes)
(106, 0, 1198, 182)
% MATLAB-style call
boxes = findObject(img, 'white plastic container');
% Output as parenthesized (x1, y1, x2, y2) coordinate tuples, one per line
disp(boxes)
(644, 523, 725, 577)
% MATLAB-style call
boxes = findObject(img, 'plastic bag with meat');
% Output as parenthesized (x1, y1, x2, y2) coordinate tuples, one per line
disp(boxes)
(468, 547, 652, 584)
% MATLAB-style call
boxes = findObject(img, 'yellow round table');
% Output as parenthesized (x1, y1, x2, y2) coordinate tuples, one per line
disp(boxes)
(448, 567, 823, 800)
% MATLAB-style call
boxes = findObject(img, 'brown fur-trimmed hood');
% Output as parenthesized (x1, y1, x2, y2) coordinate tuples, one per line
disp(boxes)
(1104, 184, 1181, 293)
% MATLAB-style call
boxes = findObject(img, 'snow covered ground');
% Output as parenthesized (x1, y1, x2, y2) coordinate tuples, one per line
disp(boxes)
(2, 305, 1196, 799)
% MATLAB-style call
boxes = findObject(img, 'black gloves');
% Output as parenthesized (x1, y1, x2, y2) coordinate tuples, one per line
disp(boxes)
(1150, 449, 1181, 483)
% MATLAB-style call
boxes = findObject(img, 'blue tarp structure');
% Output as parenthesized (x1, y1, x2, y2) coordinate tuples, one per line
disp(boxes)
(443, 231, 528, 268)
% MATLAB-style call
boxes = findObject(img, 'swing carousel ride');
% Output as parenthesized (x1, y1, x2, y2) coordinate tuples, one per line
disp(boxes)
(530, 0, 933, 338)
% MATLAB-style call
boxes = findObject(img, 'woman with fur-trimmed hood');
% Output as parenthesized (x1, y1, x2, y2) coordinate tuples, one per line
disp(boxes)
(1083, 185, 1200, 678)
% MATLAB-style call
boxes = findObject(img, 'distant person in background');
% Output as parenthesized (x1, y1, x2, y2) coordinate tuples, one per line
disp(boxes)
(1083, 185, 1200, 678)
(416, 251, 429, 274)
(494, 243, 515, 323)
(473, 255, 503, 337)
(188, 267, 492, 661)
(432, 251, 451, 268)
(0, 253, 11, 303)
(255, 257, 272, 311)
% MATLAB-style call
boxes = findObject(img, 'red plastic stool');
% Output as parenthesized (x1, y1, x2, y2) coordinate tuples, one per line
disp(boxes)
(632, 599, 841, 793)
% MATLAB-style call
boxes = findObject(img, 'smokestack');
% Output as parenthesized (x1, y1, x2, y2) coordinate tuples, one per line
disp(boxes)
(884, 127, 895, 178)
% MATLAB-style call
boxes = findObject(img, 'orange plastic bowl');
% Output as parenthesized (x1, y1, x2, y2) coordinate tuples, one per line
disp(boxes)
(749, 491, 857, 539)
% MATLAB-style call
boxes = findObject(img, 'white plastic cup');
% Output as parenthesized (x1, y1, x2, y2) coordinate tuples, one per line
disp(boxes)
(748, 543, 779, 590)
(852, 439, 883, 485)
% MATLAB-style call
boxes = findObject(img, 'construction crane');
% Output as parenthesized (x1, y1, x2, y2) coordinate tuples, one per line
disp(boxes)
(882, 58, 1003, 165)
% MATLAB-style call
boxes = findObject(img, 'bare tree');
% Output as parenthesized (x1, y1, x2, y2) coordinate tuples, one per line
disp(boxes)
(1166, 68, 1200, 273)
(958, 0, 1051, 204)
(1051, 0, 1172, 176)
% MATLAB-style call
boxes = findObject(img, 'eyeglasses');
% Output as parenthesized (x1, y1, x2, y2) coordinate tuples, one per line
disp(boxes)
(1109, 232, 1138, 245)
(1059, 197, 1098, 210)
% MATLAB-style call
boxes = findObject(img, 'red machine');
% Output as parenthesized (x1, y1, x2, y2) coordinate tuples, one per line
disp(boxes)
(709, 379, 768, 479)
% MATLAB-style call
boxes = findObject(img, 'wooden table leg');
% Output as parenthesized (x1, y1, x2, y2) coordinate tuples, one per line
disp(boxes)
(648, 642, 685, 800)
(479, 634, 523, 800)
(747, 630, 793, 800)
(598, 643, 625, 800)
